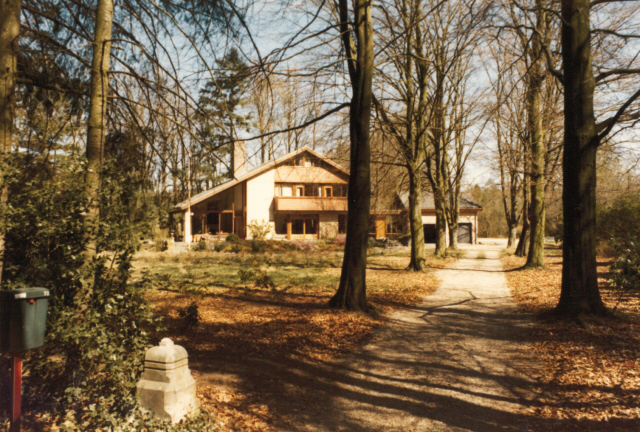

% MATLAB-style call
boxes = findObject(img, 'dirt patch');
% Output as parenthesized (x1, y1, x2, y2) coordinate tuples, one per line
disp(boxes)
(502, 249, 640, 430)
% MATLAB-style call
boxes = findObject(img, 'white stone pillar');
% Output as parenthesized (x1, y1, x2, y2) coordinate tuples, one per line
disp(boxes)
(137, 338, 199, 423)
(184, 210, 191, 244)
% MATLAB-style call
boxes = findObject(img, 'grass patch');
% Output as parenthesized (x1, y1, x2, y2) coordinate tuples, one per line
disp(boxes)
(476, 251, 487, 260)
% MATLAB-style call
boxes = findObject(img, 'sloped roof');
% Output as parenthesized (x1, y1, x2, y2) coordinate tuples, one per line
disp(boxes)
(396, 191, 482, 211)
(172, 146, 348, 212)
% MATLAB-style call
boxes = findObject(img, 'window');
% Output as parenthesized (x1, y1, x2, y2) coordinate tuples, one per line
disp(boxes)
(282, 185, 293, 197)
(275, 185, 281, 196)
(324, 186, 333, 197)
(304, 184, 312, 197)
(291, 218, 317, 235)
(295, 186, 304, 197)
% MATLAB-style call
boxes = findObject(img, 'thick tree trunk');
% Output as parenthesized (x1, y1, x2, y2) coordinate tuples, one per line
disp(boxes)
(86, 0, 113, 198)
(507, 225, 517, 248)
(329, 0, 373, 312)
(434, 194, 448, 257)
(449, 223, 458, 250)
(556, 0, 607, 316)
(407, 163, 426, 271)
(525, 0, 547, 269)
(0, 0, 21, 283)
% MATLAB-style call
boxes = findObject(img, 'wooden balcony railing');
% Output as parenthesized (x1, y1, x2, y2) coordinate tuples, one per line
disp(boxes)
(275, 196, 348, 212)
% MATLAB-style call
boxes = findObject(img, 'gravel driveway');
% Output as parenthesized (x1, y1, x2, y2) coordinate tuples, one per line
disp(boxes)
(269, 240, 545, 431)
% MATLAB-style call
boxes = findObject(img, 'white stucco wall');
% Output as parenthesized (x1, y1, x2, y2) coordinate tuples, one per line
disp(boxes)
(246, 170, 276, 239)
(319, 213, 339, 238)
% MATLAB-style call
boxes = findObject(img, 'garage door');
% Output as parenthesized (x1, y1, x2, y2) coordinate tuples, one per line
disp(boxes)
(423, 224, 437, 243)
(458, 223, 472, 244)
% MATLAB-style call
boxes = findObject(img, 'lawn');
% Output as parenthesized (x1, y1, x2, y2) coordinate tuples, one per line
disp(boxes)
(502, 246, 640, 430)
(133, 242, 455, 431)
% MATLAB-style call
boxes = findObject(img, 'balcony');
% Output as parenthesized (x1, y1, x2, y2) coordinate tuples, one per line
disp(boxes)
(274, 196, 348, 212)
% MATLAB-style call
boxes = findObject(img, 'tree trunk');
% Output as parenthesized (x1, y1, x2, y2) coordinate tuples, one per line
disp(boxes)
(0, 0, 21, 283)
(86, 0, 113, 199)
(329, 0, 374, 312)
(515, 203, 529, 257)
(525, 0, 547, 269)
(555, 0, 607, 316)
(407, 163, 426, 271)
(434, 193, 448, 256)
(507, 225, 517, 248)
(447, 193, 460, 250)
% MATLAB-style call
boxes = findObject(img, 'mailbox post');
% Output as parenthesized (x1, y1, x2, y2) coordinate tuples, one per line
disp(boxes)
(0, 288, 51, 432)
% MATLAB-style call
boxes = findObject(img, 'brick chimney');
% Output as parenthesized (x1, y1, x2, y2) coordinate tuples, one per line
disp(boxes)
(231, 141, 246, 178)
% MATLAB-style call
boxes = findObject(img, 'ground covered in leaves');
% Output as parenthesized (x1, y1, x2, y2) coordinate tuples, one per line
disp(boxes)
(502, 246, 640, 431)
(135, 244, 452, 431)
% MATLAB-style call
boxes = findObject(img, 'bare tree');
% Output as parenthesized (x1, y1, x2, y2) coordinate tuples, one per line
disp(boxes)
(556, 0, 640, 317)
(329, 0, 375, 312)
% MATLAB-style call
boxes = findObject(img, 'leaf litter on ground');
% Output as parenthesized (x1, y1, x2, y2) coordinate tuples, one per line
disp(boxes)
(136, 248, 452, 432)
(502, 246, 640, 431)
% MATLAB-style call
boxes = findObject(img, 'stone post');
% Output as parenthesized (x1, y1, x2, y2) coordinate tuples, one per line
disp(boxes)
(137, 338, 199, 423)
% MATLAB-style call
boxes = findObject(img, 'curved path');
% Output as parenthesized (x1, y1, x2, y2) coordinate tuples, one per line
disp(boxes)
(268, 241, 544, 431)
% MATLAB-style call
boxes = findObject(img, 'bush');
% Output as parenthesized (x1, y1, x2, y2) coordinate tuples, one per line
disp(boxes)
(247, 219, 271, 240)
(0, 156, 163, 429)
(214, 241, 226, 252)
(178, 302, 201, 330)
(251, 239, 264, 252)
(226, 232, 240, 243)
(609, 237, 640, 295)
(193, 240, 208, 251)
(238, 260, 276, 290)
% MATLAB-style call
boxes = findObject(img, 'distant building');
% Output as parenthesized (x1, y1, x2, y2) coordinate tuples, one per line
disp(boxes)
(392, 192, 482, 245)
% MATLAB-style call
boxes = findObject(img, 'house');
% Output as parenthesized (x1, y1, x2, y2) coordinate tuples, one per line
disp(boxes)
(393, 192, 482, 244)
(171, 144, 482, 244)
(172, 144, 350, 241)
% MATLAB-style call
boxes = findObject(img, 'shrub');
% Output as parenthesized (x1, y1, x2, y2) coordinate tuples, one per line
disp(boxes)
(247, 219, 271, 240)
(178, 302, 201, 330)
(254, 270, 276, 290)
(0, 156, 164, 429)
(609, 237, 640, 295)
(193, 240, 208, 251)
(251, 239, 264, 252)
(226, 232, 240, 243)
(230, 244, 243, 253)
(214, 241, 226, 252)
(238, 261, 276, 290)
